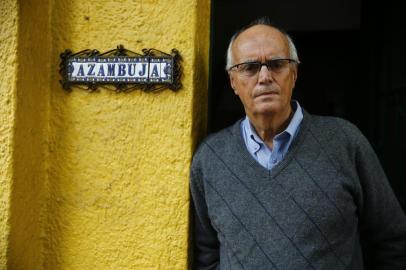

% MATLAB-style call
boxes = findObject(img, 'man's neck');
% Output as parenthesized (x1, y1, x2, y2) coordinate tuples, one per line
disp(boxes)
(248, 106, 293, 149)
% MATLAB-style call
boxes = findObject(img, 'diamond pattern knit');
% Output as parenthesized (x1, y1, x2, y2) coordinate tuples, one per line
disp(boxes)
(190, 110, 406, 270)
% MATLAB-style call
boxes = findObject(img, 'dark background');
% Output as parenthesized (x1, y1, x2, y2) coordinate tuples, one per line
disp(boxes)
(208, 0, 406, 210)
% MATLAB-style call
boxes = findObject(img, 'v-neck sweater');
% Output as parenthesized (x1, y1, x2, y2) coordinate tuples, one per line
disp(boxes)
(190, 110, 406, 270)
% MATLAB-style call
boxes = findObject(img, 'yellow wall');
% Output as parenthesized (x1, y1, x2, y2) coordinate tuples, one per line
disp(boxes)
(0, 0, 19, 268)
(0, 0, 210, 269)
(8, 0, 51, 269)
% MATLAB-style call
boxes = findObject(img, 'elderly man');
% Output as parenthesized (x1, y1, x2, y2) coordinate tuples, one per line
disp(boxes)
(189, 17, 406, 270)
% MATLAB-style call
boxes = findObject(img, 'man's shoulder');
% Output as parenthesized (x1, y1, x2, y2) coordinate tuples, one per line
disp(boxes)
(304, 112, 368, 154)
(192, 120, 242, 163)
(308, 113, 356, 131)
(307, 113, 363, 140)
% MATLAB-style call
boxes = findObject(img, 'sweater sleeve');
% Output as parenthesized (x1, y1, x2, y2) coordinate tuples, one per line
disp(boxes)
(190, 152, 220, 270)
(354, 128, 406, 269)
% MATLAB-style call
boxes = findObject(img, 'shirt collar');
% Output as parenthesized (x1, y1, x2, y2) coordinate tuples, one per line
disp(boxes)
(242, 117, 262, 154)
(280, 100, 303, 139)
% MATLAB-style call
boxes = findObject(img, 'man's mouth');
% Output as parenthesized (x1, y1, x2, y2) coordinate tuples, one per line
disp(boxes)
(254, 90, 278, 98)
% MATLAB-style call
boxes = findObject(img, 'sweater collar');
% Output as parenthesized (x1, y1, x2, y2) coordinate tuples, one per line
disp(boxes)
(231, 107, 311, 178)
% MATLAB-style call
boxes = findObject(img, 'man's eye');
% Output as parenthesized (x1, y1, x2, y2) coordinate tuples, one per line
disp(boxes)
(240, 63, 259, 73)
(269, 60, 286, 71)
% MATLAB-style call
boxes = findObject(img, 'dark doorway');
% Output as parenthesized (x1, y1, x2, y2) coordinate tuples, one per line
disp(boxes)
(209, 0, 405, 209)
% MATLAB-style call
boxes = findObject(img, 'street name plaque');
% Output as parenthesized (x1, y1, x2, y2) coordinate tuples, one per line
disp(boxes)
(60, 45, 181, 92)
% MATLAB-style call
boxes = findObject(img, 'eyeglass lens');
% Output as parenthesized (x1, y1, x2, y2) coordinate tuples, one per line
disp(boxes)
(238, 59, 292, 76)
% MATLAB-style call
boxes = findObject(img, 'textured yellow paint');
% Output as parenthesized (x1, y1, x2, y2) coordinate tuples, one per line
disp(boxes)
(42, 0, 210, 269)
(0, 0, 209, 269)
(7, 0, 51, 269)
(0, 0, 18, 268)
(192, 0, 211, 149)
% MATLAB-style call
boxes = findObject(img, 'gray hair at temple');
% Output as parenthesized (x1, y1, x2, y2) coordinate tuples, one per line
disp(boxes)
(225, 17, 300, 71)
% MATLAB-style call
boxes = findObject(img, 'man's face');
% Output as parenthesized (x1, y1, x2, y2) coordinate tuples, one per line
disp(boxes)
(229, 25, 297, 119)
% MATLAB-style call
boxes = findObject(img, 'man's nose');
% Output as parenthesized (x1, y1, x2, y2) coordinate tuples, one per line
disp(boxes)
(257, 64, 273, 83)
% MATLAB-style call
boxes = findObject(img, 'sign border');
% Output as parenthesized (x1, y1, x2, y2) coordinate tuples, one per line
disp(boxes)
(59, 45, 182, 92)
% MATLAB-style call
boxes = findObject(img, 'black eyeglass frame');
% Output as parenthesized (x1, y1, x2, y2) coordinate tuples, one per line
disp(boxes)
(227, 58, 300, 73)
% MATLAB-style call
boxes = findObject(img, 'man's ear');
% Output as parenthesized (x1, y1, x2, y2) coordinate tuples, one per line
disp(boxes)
(291, 66, 298, 88)
(229, 72, 238, 95)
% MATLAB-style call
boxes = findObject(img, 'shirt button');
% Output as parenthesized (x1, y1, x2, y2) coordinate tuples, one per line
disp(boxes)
(272, 159, 277, 164)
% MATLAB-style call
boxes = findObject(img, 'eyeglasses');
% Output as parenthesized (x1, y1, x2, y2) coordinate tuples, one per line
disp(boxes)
(228, 58, 299, 77)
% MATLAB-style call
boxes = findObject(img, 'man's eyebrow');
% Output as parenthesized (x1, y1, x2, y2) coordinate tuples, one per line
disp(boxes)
(270, 56, 287, 60)
(239, 56, 288, 63)
(239, 58, 259, 63)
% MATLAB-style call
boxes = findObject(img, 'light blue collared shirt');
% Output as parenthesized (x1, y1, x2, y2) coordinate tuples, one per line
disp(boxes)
(240, 101, 303, 170)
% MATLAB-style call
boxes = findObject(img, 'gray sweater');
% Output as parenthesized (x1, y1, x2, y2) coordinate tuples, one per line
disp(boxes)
(190, 111, 406, 270)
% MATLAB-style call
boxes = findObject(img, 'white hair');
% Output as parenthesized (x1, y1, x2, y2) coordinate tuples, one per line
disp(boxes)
(225, 20, 300, 71)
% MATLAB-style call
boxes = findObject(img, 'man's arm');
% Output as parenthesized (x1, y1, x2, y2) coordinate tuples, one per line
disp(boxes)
(355, 131, 406, 269)
(190, 161, 220, 270)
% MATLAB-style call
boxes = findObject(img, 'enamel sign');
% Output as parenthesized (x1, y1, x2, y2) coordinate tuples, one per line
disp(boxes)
(60, 46, 182, 92)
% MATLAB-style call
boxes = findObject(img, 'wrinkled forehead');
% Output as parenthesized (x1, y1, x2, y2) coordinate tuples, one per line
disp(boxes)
(232, 25, 290, 62)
